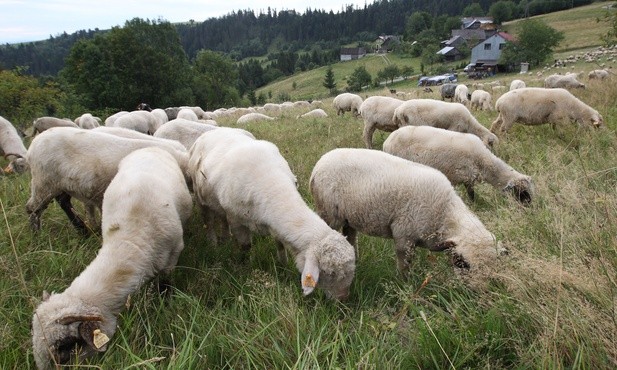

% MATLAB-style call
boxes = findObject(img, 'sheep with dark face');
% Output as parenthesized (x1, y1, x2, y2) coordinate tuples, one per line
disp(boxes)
(383, 125, 534, 204)
(32, 146, 192, 370)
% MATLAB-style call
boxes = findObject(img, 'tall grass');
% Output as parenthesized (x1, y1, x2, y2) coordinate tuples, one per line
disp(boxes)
(2, 71, 617, 369)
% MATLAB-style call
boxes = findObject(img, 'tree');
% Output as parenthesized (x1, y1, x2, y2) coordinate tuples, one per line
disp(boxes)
(323, 65, 337, 95)
(405, 11, 432, 40)
(463, 3, 485, 17)
(400, 65, 415, 80)
(377, 64, 401, 85)
(346, 66, 371, 92)
(600, 7, 617, 46)
(489, 1, 517, 24)
(192, 49, 241, 109)
(499, 19, 564, 67)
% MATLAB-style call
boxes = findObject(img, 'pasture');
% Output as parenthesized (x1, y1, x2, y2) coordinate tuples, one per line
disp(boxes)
(1, 72, 617, 368)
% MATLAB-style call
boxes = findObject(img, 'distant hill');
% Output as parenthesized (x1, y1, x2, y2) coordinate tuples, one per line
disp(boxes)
(0, 0, 601, 76)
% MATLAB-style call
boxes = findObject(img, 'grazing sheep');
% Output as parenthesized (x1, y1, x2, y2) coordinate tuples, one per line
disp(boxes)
(297, 109, 328, 119)
(332, 93, 363, 116)
(544, 74, 585, 89)
(0, 116, 28, 174)
(112, 110, 162, 134)
(74, 113, 101, 129)
(491, 87, 604, 134)
(177, 108, 199, 121)
(392, 99, 498, 148)
(588, 69, 609, 80)
(25, 127, 190, 234)
(104, 111, 129, 126)
(32, 147, 193, 370)
(509, 79, 526, 90)
(188, 128, 356, 299)
(310, 148, 504, 275)
(237, 112, 275, 124)
(262, 103, 282, 115)
(454, 84, 470, 106)
(153, 118, 219, 149)
(440, 83, 457, 101)
(33, 116, 79, 134)
(470, 90, 493, 111)
(358, 96, 404, 149)
(151, 108, 169, 127)
(383, 126, 533, 204)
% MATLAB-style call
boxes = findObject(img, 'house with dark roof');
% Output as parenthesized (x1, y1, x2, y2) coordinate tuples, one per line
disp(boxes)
(436, 46, 463, 62)
(375, 35, 400, 53)
(451, 16, 497, 44)
(340, 48, 366, 61)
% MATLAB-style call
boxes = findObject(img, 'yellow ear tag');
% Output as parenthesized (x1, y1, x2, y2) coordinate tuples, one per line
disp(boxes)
(303, 274, 317, 288)
(93, 329, 110, 349)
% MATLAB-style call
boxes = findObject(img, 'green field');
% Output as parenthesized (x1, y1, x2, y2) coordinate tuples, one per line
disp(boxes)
(2, 3, 617, 369)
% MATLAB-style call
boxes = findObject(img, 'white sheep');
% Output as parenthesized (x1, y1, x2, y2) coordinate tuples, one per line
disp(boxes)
(297, 109, 328, 119)
(509, 79, 526, 90)
(544, 74, 585, 89)
(588, 69, 609, 80)
(151, 108, 169, 127)
(454, 84, 470, 106)
(490, 87, 604, 134)
(236, 112, 275, 124)
(383, 126, 533, 204)
(176, 108, 199, 121)
(32, 116, 79, 134)
(103, 111, 129, 126)
(470, 90, 493, 111)
(332, 93, 363, 116)
(153, 118, 219, 149)
(25, 127, 190, 234)
(110, 110, 162, 134)
(392, 99, 498, 149)
(310, 148, 504, 275)
(0, 115, 28, 174)
(188, 127, 356, 299)
(74, 113, 101, 129)
(262, 103, 282, 115)
(32, 146, 193, 369)
(358, 95, 404, 149)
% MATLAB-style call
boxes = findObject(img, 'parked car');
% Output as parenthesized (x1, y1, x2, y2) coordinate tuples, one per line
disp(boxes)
(418, 73, 457, 86)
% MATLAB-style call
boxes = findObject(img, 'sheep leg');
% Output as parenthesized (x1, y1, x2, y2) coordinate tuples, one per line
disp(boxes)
(464, 183, 476, 200)
(228, 221, 252, 258)
(342, 221, 357, 247)
(362, 122, 376, 149)
(276, 241, 288, 264)
(394, 238, 414, 278)
(55, 193, 89, 235)
(490, 114, 503, 133)
(200, 205, 219, 246)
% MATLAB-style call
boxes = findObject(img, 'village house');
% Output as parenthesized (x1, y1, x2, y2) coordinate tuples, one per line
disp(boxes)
(339, 47, 367, 61)
(375, 35, 400, 53)
(469, 31, 516, 74)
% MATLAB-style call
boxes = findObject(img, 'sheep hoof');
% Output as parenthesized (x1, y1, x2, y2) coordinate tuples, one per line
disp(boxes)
(451, 253, 470, 270)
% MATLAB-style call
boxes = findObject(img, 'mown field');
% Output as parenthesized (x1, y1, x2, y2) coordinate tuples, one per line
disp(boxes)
(1, 65, 617, 368)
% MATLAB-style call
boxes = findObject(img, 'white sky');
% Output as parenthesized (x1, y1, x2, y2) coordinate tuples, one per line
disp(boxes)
(0, 0, 371, 44)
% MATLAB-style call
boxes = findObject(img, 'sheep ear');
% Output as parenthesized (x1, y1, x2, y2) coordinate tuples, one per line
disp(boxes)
(41, 291, 51, 301)
(79, 321, 109, 352)
(301, 254, 320, 296)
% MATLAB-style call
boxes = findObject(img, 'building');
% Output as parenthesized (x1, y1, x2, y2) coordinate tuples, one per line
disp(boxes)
(469, 32, 515, 73)
(340, 48, 366, 61)
(375, 35, 400, 53)
(436, 46, 463, 62)
(451, 16, 497, 45)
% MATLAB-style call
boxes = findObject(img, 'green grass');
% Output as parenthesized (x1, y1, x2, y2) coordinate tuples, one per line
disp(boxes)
(2, 76, 617, 368)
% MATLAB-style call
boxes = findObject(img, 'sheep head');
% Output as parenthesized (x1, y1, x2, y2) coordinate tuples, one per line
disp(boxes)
(32, 293, 116, 370)
(301, 233, 356, 300)
(504, 176, 534, 205)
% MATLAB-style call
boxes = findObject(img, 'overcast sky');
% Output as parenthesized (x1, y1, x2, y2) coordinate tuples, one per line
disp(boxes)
(0, 0, 371, 44)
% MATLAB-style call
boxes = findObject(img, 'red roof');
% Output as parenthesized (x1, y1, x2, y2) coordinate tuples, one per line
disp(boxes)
(498, 32, 515, 42)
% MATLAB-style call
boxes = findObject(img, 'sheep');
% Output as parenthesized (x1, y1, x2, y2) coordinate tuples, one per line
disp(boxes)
(470, 90, 493, 111)
(358, 96, 405, 149)
(440, 83, 457, 101)
(332, 93, 363, 116)
(544, 74, 585, 89)
(509, 79, 526, 90)
(32, 146, 193, 370)
(32, 116, 79, 134)
(588, 69, 609, 80)
(297, 109, 328, 119)
(490, 87, 604, 134)
(108, 110, 161, 134)
(153, 118, 219, 149)
(0, 115, 28, 174)
(237, 112, 275, 124)
(383, 126, 533, 204)
(309, 148, 504, 276)
(151, 108, 169, 127)
(392, 99, 498, 149)
(454, 84, 470, 106)
(104, 111, 129, 126)
(177, 108, 199, 121)
(188, 127, 356, 300)
(74, 113, 101, 129)
(25, 127, 190, 234)
(262, 103, 282, 115)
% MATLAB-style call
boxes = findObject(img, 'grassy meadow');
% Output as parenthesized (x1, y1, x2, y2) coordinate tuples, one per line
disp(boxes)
(1, 68, 617, 369)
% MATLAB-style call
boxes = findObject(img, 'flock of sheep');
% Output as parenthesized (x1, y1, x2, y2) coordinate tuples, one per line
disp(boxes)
(0, 64, 609, 369)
